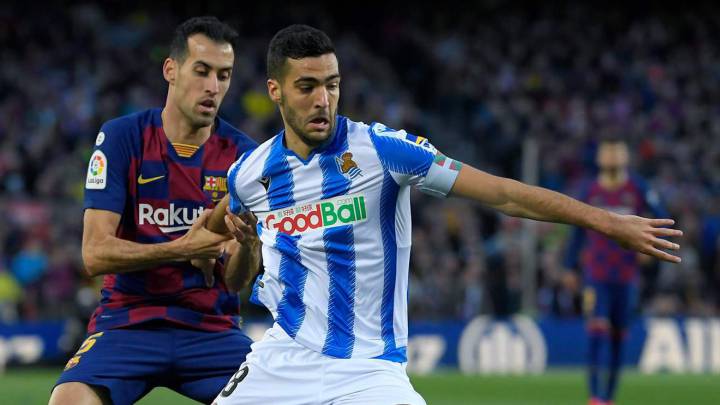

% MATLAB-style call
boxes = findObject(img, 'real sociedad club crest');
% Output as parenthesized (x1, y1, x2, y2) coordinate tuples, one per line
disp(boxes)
(335, 152, 362, 180)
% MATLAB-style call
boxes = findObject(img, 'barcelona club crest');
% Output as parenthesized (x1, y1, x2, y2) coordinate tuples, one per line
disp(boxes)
(335, 152, 362, 180)
(203, 175, 228, 202)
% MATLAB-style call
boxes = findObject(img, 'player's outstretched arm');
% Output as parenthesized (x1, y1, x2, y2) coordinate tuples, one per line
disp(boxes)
(449, 164, 683, 263)
(82, 208, 229, 276)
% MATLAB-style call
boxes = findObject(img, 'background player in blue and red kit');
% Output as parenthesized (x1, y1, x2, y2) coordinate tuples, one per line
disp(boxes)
(49, 17, 261, 405)
(565, 138, 667, 405)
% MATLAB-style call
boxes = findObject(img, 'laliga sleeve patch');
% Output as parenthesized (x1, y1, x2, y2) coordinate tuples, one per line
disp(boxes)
(86, 150, 108, 189)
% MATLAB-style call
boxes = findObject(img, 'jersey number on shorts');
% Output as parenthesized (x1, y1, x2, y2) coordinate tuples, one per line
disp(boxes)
(64, 332, 104, 370)
(220, 365, 249, 397)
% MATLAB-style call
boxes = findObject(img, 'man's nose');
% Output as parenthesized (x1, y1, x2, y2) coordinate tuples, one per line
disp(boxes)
(314, 87, 329, 108)
(205, 76, 219, 95)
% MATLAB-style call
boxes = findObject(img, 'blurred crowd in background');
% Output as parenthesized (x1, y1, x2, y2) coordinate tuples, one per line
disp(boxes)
(1, 2, 719, 326)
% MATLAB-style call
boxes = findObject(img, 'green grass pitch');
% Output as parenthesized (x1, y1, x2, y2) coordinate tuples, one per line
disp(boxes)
(3, 368, 718, 404)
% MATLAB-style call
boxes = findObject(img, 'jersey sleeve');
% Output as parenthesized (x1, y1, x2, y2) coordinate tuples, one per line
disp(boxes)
(369, 122, 462, 197)
(83, 122, 131, 214)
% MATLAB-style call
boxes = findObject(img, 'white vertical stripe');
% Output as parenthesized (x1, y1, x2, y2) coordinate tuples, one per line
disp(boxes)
(294, 233, 331, 346)
(348, 127, 387, 357)
(284, 159, 330, 353)
(393, 187, 412, 348)
(349, 214, 386, 357)
(393, 247, 410, 349)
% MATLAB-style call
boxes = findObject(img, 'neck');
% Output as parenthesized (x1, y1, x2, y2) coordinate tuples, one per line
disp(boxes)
(282, 121, 315, 160)
(599, 169, 628, 189)
(161, 102, 212, 145)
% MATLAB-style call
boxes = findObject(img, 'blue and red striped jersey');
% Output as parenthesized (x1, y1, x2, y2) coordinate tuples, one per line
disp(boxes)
(564, 175, 666, 284)
(83, 108, 257, 333)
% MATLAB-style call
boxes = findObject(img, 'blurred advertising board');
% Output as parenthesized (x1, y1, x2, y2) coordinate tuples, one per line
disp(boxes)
(2, 317, 718, 374)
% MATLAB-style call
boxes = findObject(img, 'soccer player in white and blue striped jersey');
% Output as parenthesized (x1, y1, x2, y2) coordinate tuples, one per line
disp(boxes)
(209, 25, 683, 405)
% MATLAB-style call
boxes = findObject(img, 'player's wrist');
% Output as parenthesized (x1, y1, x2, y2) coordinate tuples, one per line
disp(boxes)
(595, 210, 621, 239)
(167, 238, 192, 261)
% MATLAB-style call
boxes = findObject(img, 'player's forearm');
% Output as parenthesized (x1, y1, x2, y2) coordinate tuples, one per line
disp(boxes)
(207, 195, 231, 235)
(82, 236, 189, 276)
(498, 179, 614, 232)
(452, 165, 614, 235)
(224, 240, 262, 293)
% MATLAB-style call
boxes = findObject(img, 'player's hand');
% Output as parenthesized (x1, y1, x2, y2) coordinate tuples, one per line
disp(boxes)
(224, 207, 259, 247)
(607, 214, 683, 263)
(178, 208, 230, 260)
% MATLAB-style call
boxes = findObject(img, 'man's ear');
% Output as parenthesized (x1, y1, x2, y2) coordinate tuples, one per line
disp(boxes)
(163, 58, 177, 84)
(267, 79, 282, 104)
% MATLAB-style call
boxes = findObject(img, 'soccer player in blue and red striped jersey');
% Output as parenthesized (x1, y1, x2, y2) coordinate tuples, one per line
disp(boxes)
(565, 138, 666, 405)
(49, 17, 260, 405)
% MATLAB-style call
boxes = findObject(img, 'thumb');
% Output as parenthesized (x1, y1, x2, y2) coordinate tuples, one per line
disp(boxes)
(192, 208, 213, 230)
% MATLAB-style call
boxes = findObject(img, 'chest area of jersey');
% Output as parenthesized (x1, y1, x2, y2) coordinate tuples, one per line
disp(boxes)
(132, 133, 234, 233)
(253, 148, 384, 236)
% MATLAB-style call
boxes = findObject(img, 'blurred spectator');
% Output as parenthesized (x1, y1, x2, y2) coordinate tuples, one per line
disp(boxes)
(0, 267, 22, 322)
(10, 239, 48, 288)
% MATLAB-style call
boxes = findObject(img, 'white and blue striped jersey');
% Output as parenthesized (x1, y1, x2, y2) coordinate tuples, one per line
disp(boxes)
(227, 116, 461, 362)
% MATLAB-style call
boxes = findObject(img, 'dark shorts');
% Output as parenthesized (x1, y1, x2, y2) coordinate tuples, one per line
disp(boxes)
(584, 281, 638, 330)
(54, 324, 252, 405)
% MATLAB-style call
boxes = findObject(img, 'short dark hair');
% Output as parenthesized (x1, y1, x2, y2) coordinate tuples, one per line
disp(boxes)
(267, 24, 335, 79)
(169, 16, 239, 62)
(599, 135, 627, 145)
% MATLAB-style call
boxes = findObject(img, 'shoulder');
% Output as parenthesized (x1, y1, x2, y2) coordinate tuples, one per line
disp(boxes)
(231, 134, 279, 174)
(215, 116, 259, 152)
(343, 116, 370, 138)
(97, 108, 158, 146)
(367, 121, 437, 154)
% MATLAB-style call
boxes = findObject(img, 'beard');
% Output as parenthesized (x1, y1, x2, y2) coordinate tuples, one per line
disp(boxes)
(192, 112, 215, 128)
(194, 104, 217, 127)
(175, 91, 216, 129)
(281, 96, 335, 148)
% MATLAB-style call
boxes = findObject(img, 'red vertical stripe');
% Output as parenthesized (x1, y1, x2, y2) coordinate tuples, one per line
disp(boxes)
(168, 162, 204, 201)
(143, 126, 166, 162)
(202, 134, 239, 171)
